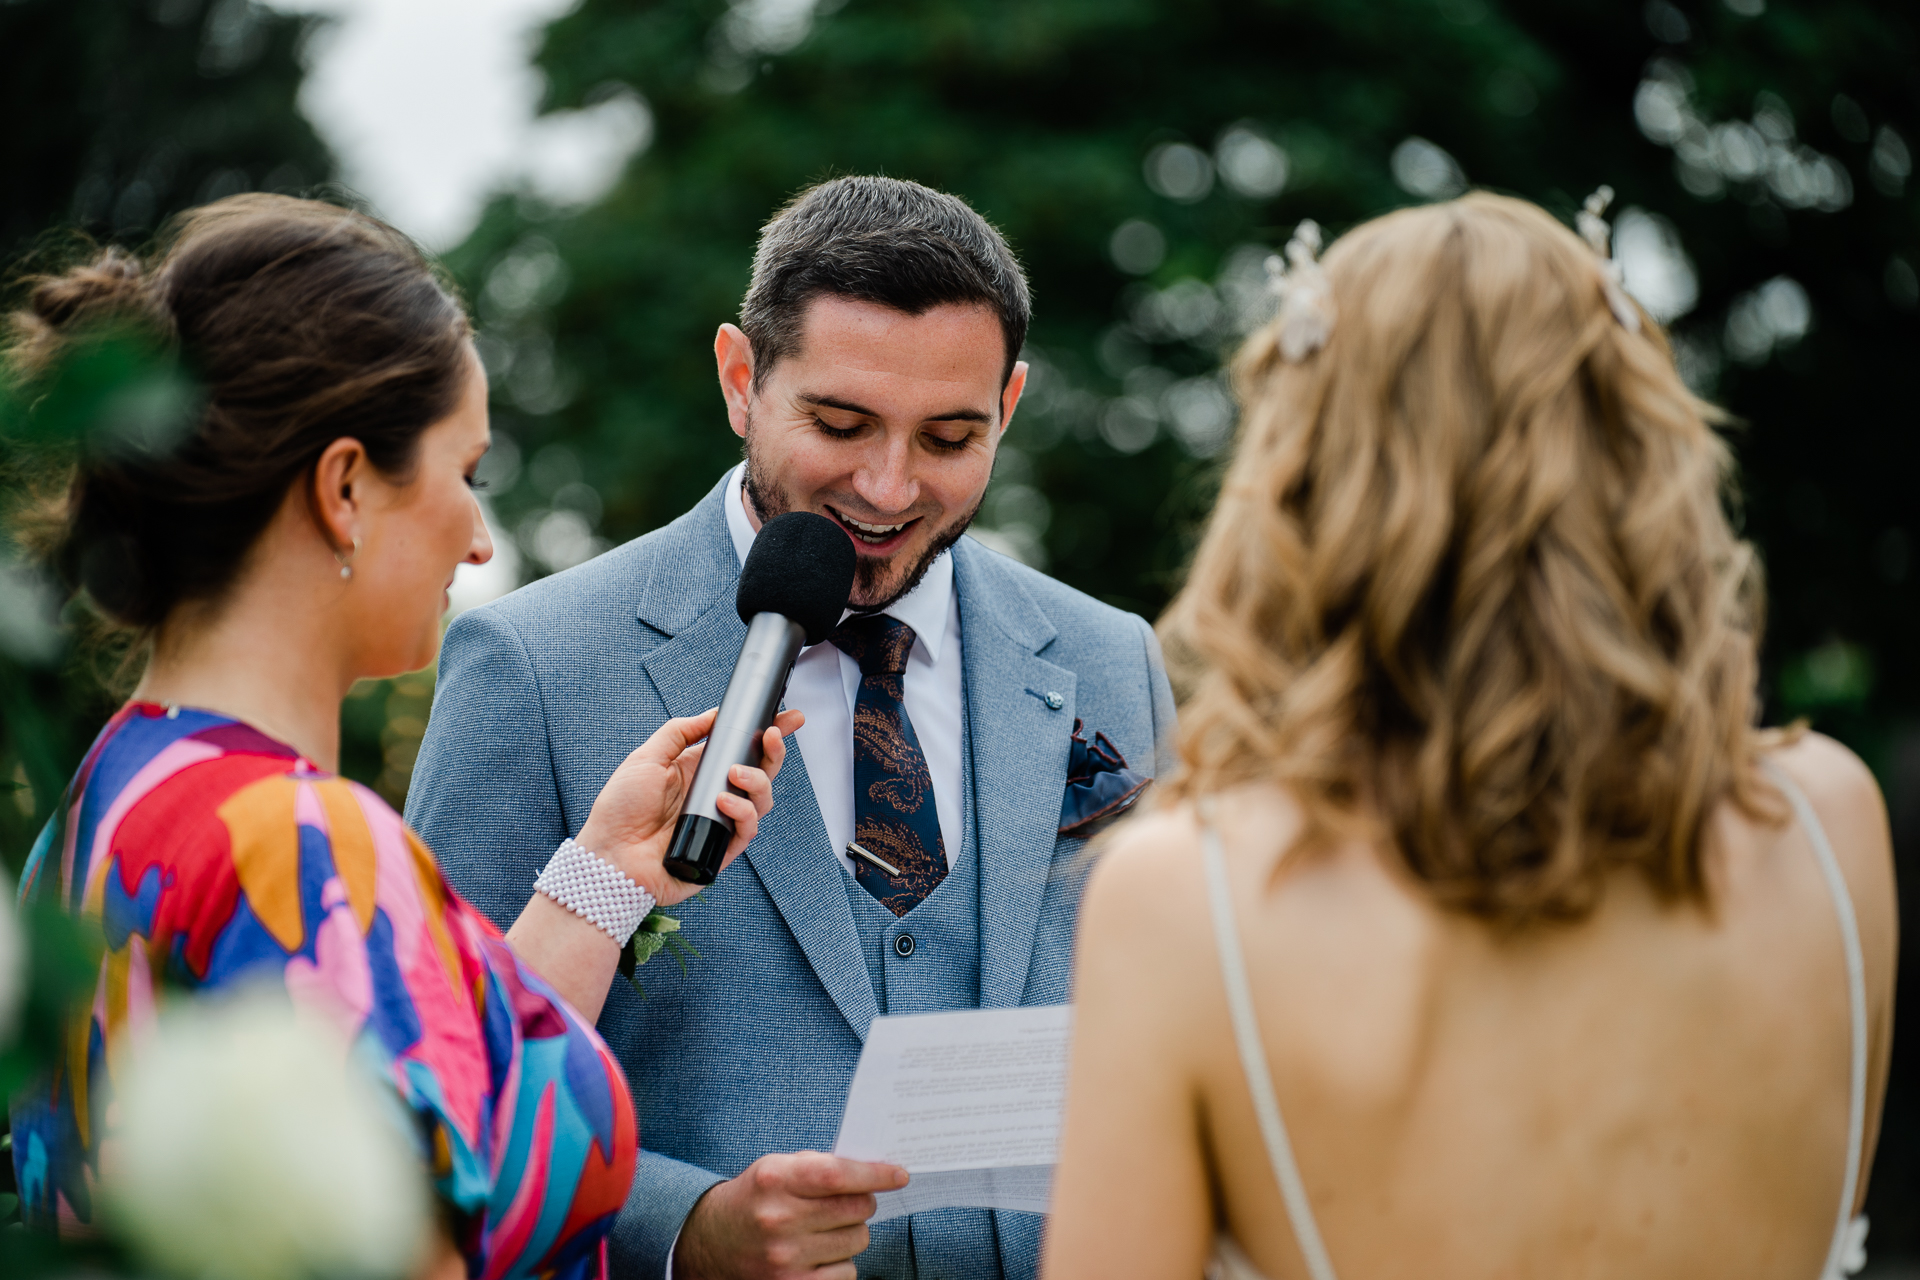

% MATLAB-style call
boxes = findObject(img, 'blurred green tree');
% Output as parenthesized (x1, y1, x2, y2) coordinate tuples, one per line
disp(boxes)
(0, 0, 332, 261)
(452, 0, 1918, 729)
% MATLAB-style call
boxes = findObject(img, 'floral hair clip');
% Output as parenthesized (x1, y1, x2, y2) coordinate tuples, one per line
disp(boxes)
(1265, 219, 1336, 361)
(1576, 186, 1642, 333)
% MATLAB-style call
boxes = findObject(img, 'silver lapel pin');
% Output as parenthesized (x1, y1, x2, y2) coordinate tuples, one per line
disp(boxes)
(846, 842, 903, 878)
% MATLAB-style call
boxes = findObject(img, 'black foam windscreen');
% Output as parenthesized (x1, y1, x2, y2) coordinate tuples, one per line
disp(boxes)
(736, 511, 858, 645)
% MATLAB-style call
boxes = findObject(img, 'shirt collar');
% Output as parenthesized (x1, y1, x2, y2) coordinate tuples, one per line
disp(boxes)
(723, 463, 954, 663)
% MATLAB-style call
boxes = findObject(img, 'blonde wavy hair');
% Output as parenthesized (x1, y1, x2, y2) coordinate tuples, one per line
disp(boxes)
(1159, 192, 1780, 927)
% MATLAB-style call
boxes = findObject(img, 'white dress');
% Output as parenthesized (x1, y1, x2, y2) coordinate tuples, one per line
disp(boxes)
(1198, 765, 1872, 1280)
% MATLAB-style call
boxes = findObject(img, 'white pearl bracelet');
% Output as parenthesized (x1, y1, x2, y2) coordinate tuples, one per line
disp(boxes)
(534, 837, 657, 945)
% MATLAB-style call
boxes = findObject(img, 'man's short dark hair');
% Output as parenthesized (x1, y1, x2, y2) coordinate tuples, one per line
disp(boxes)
(740, 175, 1031, 392)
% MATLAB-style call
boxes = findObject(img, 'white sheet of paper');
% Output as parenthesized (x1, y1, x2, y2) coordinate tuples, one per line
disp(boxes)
(832, 1005, 1074, 1222)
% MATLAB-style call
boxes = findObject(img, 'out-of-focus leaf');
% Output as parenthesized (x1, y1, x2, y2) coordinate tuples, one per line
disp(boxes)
(0, 557, 62, 667)
(0, 326, 198, 456)
(0, 897, 102, 1099)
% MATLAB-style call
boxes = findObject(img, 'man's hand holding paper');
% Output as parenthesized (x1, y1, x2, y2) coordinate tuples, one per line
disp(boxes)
(672, 1153, 905, 1280)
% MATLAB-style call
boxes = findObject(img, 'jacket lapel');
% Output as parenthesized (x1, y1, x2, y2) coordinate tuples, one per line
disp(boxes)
(636, 478, 880, 1041)
(954, 539, 1078, 1010)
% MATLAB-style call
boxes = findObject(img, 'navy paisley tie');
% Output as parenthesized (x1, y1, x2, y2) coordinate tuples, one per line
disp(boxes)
(830, 614, 947, 916)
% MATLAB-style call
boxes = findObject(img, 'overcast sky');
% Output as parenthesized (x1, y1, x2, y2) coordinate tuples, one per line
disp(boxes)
(271, 0, 648, 250)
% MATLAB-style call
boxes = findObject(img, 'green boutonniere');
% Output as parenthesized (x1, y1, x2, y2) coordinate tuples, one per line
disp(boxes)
(624, 907, 699, 997)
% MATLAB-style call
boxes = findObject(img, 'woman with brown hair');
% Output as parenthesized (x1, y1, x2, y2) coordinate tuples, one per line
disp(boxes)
(5, 194, 801, 1279)
(1045, 193, 1896, 1280)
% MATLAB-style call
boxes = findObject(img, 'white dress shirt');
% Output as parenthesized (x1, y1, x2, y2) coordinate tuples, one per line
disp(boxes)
(722, 463, 966, 876)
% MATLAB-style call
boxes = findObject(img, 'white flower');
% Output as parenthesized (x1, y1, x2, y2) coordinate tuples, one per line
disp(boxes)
(107, 985, 432, 1280)
(1266, 221, 1336, 362)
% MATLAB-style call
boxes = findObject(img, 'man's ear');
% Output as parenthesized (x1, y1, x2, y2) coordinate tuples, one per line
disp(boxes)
(998, 360, 1030, 438)
(715, 324, 755, 439)
(309, 437, 368, 556)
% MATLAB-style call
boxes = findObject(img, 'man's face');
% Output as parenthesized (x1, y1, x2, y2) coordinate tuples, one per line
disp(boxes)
(717, 296, 1027, 610)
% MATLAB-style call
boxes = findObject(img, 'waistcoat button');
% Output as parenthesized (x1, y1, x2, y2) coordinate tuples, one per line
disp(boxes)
(894, 932, 916, 958)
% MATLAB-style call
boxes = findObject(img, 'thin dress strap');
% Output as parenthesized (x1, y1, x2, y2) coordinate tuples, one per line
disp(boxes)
(1200, 777, 1870, 1280)
(1759, 763, 1871, 1280)
(1200, 802, 1341, 1280)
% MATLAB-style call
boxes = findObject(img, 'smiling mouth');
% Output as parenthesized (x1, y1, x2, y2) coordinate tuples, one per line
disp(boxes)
(826, 505, 919, 548)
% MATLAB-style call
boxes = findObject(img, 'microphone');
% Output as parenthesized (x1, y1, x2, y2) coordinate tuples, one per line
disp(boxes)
(662, 510, 856, 884)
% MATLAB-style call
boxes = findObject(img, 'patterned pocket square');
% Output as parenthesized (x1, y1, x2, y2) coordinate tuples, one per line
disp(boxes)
(1058, 718, 1151, 837)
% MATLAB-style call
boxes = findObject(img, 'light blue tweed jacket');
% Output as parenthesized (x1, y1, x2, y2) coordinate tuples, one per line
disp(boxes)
(406, 474, 1176, 1279)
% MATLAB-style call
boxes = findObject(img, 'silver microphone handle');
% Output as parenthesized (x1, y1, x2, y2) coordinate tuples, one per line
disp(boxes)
(680, 611, 807, 830)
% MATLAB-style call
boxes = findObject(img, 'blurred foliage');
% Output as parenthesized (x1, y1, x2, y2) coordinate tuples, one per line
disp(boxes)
(453, 0, 1918, 751)
(0, 900, 118, 1267)
(0, 343, 192, 1268)
(345, 669, 437, 811)
(0, 0, 333, 872)
(0, 0, 332, 263)
(0, 0, 1917, 1257)
(0, 325, 199, 876)
(0, 8, 335, 1254)
(0, 902, 100, 1110)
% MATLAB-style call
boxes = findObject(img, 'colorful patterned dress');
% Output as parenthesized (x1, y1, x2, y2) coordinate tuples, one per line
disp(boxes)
(9, 702, 637, 1280)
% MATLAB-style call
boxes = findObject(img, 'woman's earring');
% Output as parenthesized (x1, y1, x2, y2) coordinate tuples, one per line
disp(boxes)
(336, 535, 361, 581)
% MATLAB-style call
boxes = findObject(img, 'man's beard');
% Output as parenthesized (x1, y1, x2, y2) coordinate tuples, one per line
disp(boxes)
(743, 435, 982, 613)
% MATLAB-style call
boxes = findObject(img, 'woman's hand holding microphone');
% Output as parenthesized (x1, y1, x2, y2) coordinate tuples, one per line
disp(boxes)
(506, 707, 804, 1021)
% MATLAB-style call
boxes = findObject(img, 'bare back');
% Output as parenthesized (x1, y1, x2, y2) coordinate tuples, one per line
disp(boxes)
(1044, 733, 1898, 1280)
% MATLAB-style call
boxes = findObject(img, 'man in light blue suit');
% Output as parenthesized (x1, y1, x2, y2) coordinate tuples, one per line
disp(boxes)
(409, 176, 1175, 1280)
